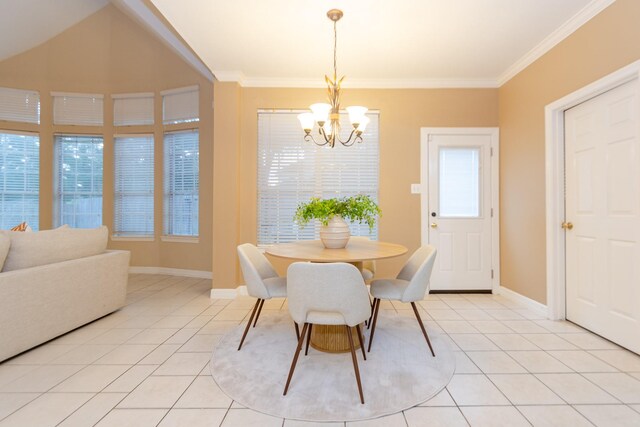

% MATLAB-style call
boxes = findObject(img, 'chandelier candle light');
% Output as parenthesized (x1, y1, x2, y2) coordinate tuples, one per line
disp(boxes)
(298, 9, 369, 148)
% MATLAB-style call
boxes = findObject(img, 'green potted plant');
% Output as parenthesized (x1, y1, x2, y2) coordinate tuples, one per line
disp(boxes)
(294, 194, 381, 248)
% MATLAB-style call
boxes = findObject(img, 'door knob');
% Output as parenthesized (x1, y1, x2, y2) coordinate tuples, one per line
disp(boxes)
(561, 222, 573, 230)
(430, 223, 438, 229)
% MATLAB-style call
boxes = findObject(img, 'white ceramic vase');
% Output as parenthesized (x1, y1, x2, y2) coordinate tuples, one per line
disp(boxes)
(319, 216, 351, 249)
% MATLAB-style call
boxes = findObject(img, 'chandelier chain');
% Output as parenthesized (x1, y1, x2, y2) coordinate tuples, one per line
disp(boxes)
(333, 19, 338, 81)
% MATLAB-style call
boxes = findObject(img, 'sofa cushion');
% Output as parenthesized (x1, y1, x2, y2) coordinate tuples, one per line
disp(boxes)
(0, 226, 108, 272)
(0, 234, 9, 271)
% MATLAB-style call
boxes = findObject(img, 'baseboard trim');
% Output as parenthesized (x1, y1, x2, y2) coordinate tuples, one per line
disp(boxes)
(210, 285, 247, 300)
(497, 286, 548, 316)
(129, 266, 212, 279)
(430, 289, 492, 294)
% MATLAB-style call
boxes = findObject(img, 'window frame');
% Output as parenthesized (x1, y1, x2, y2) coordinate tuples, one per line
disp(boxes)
(162, 128, 200, 239)
(53, 133, 104, 229)
(113, 133, 155, 239)
(0, 87, 40, 124)
(0, 130, 40, 230)
(256, 109, 380, 247)
(112, 92, 155, 127)
(52, 92, 104, 126)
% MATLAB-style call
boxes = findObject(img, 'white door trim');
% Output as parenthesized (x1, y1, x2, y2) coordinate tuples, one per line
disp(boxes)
(419, 127, 500, 292)
(545, 60, 640, 320)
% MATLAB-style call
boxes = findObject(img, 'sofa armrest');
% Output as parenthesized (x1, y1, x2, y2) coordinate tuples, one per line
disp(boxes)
(0, 250, 130, 362)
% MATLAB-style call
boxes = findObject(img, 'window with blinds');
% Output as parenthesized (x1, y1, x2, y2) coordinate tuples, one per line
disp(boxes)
(114, 135, 154, 236)
(113, 93, 154, 126)
(161, 86, 199, 125)
(0, 132, 39, 230)
(52, 92, 104, 126)
(0, 87, 40, 124)
(164, 130, 199, 236)
(257, 111, 380, 245)
(54, 135, 103, 228)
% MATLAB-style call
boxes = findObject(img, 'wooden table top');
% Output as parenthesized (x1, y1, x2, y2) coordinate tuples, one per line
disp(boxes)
(265, 239, 408, 262)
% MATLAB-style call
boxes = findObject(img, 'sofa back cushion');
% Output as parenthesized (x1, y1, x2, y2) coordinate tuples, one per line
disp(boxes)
(0, 226, 108, 272)
(0, 234, 9, 271)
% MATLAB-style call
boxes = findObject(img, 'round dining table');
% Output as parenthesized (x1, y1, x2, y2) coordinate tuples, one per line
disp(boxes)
(266, 238, 407, 353)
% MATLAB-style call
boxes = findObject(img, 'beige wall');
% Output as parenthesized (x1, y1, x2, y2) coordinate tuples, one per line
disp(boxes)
(212, 86, 499, 288)
(212, 82, 242, 288)
(4, 1, 636, 297)
(499, 0, 640, 303)
(0, 5, 213, 272)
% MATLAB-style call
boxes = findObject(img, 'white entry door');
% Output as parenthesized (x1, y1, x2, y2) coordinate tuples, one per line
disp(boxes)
(421, 129, 497, 291)
(565, 79, 640, 353)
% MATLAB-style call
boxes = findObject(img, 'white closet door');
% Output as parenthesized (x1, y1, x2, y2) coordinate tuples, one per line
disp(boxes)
(565, 78, 640, 354)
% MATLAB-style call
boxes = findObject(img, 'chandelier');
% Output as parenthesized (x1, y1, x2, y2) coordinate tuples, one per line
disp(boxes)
(297, 9, 369, 148)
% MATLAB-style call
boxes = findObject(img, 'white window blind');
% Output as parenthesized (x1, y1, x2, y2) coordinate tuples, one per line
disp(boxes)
(257, 111, 379, 245)
(0, 132, 39, 230)
(164, 130, 199, 236)
(0, 87, 40, 124)
(162, 86, 199, 125)
(54, 135, 103, 228)
(114, 135, 154, 236)
(113, 93, 154, 126)
(52, 92, 104, 126)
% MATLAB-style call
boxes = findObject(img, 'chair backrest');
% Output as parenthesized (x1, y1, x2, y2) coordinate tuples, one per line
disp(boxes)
(287, 262, 371, 327)
(396, 245, 437, 302)
(237, 243, 279, 299)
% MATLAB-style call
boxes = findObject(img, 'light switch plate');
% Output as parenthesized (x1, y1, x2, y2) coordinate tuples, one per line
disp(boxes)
(411, 183, 421, 194)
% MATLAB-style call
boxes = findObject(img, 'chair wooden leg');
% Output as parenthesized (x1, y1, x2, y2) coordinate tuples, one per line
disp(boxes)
(346, 326, 365, 404)
(284, 323, 309, 396)
(411, 302, 435, 357)
(252, 299, 265, 327)
(355, 324, 366, 361)
(305, 324, 313, 355)
(294, 322, 300, 340)
(365, 295, 373, 326)
(367, 298, 378, 330)
(237, 299, 261, 351)
(367, 298, 381, 352)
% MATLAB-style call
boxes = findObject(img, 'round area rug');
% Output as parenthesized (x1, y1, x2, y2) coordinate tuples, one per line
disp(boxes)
(210, 311, 455, 422)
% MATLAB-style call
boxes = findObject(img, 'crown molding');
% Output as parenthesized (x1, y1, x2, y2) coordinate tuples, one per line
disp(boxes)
(212, 73, 499, 89)
(497, 0, 616, 86)
(212, 70, 246, 84)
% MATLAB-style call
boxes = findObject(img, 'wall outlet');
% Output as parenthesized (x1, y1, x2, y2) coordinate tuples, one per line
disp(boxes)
(411, 183, 421, 194)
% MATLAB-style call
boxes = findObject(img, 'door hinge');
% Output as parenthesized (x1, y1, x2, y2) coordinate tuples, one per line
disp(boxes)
(491, 208, 494, 217)
(490, 147, 494, 156)
(491, 269, 494, 279)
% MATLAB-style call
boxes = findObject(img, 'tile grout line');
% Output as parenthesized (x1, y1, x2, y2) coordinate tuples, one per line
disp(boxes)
(4, 278, 640, 425)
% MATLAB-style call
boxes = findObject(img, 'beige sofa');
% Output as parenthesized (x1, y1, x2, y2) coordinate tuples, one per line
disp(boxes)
(0, 226, 130, 362)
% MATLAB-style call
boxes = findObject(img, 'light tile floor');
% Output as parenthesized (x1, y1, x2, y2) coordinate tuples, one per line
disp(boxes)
(2, 274, 640, 426)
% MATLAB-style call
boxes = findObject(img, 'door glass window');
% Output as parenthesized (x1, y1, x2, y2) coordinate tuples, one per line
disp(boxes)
(439, 147, 480, 217)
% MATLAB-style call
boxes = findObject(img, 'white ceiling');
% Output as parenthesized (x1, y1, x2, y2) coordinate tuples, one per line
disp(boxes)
(149, 0, 612, 88)
(0, 0, 108, 62)
(0, 0, 615, 88)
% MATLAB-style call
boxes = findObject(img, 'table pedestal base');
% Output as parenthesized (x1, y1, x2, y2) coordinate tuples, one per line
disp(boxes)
(310, 324, 361, 353)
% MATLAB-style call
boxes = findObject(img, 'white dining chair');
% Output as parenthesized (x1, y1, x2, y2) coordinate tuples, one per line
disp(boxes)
(236, 243, 287, 350)
(284, 262, 371, 404)
(367, 245, 437, 356)
(350, 236, 376, 282)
